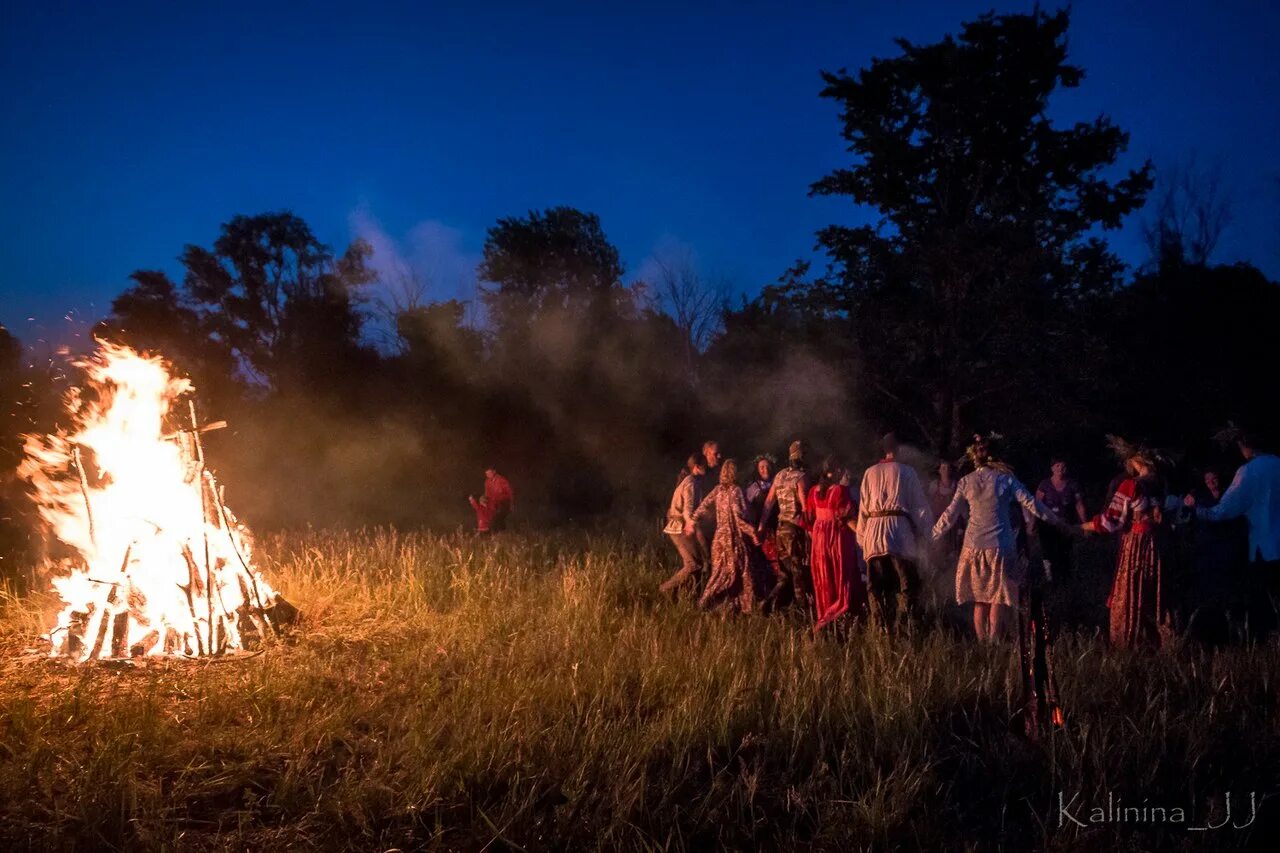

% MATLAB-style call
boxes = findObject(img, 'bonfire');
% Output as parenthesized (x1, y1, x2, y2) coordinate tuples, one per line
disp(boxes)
(18, 341, 293, 661)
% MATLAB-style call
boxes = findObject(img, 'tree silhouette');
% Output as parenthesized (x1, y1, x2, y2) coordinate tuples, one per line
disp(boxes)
(479, 207, 631, 341)
(1142, 156, 1233, 268)
(809, 8, 1152, 453)
(103, 212, 376, 397)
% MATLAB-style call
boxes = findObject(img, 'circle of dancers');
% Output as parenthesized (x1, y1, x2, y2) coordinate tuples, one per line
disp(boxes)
(660, 427, 1280, 737)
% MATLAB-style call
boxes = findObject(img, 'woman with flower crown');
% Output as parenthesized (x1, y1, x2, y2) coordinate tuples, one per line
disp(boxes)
(932, 433, 1066, 642)
(1083, 436, 1178, 648)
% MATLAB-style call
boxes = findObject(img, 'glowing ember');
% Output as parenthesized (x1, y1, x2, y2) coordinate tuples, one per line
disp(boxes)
(18, 341, 290, 660)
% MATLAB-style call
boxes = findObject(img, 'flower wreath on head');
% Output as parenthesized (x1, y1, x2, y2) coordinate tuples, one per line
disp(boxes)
(1212, 421, 1244, 448)
(752, 452, 778, 469)
(1105, 434, 1172, 472)
(964, 431, 1013, 474)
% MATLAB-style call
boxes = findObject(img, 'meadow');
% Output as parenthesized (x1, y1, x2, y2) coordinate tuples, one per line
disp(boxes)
(1, 527, 1278, 851)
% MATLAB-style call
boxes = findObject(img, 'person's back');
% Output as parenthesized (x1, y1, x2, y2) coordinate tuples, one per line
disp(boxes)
(959, 468, 1020, 553)
(1230, 453, 1280, 561)
(808, 483, 849, 522)
(1244, 450, 1280, 558)
(774, 466, 805, 524)
(858, 459, 930, 560)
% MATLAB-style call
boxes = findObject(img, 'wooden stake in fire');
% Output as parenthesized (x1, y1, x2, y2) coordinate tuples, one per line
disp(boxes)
(70, 445, 97, 550)
(188, 399, 216, 654)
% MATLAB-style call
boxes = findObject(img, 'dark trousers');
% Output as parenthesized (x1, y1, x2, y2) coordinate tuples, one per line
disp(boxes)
(1242, 560, 1280, 641)
(490, 507, 510, 532)
(769, 521, 812, 608)
(1039, 525, 1074, 584)
(867, 554, 920, 635)
(660, 532, 703, 593)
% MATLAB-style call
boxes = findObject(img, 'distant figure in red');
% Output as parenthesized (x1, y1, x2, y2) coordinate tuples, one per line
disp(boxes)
(482, 466, 514, 531)
(468, 495, 495, 533)
(806, 455, 868, 631)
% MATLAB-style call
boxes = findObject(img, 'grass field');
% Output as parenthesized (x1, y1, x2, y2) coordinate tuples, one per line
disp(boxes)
(1, 528, 1278, 850)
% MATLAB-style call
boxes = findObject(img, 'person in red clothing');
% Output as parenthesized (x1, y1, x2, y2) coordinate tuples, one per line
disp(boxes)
(805, 455, 868, 632)
(1081, 437, 1175, 648)
(483, 466, 515, 531)
(468, 495, 495, 533)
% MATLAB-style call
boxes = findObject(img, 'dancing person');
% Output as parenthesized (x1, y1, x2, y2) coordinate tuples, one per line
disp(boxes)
(928, 461, 960, 522)
(927, 460, 963, 600)
(745, 454, 786, 600)
(1084, 436, 1176, 648)
(858, 432, 933, 635)
(468, 495, 494, 533)
(660, 454, 708, 595)
(1186, 468, 1248, 643)
(482, 466, 514, 531)
(696, 440, 723, 496)
(1034, 459, 1088, 583)
(762, 440, 811, 610)
(933, 434, 1065, 642)
(692, 440, 723, 556)
(1188, 426, 1280, 640)
(805, 455, 868, 631)
(692, 459, 761, 613)
(743, 455, 775, 525)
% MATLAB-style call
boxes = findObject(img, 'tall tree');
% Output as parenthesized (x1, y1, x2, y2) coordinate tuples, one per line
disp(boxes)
(179, 212, 376, 391)
(97, 271, 241, 409)
(479, 207, 630, 342)
(1141, 156, 1233, 268)
(645, 245, 723, 386)
(809, 9, 1151, 452)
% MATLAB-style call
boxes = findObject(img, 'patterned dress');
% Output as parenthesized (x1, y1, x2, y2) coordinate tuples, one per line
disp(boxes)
(1090, 476, 1173, 648)
(693, 484, 759, 612)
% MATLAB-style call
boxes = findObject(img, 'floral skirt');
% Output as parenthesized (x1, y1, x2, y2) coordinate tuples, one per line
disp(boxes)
(1108, 529, 1170, 648)
(955, 545, 1024, 607)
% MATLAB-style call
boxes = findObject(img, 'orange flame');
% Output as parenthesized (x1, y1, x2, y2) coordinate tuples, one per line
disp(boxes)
(18, 341, 280, 660)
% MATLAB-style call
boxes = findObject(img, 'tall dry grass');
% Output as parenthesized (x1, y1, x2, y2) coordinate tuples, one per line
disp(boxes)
(1, 528, 1277, 850)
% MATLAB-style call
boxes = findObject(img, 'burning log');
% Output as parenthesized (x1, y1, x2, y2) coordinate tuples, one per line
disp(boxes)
(17, 341, 297, 661)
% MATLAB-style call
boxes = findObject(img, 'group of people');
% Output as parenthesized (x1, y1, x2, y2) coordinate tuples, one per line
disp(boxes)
(661, 429, 1280, 649)
(660, 427, 1280, 736)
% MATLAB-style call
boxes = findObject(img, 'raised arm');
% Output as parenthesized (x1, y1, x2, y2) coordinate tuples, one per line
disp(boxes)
(760, 479, 779, 527)
(691, 486, 717, 525)
(1087, 479, 1134, 534)
(856, 471, 871, 539)
(932, 485, 967, 539)
(731, 487, 757, 541)
(670, 476, 695, 528)
(1012, 477, 1059, 526)
(794, 472, 809, 515)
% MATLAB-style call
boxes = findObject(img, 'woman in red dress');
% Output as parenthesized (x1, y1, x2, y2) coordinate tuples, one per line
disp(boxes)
(806, 456, 868, 631)
(1082, 437, 1175, 648)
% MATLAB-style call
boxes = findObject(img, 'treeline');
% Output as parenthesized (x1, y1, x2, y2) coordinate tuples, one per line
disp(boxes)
(2, 9, 1278, 561)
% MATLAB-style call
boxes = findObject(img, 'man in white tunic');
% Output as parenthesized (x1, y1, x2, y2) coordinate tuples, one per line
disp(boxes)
(858, 433, 933, 634)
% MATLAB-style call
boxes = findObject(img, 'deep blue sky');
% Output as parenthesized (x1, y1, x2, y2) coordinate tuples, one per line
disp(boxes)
(2, 0, 1277, 344)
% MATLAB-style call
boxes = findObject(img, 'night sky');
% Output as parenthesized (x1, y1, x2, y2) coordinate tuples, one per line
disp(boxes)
(2, 0, 1277, 344)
